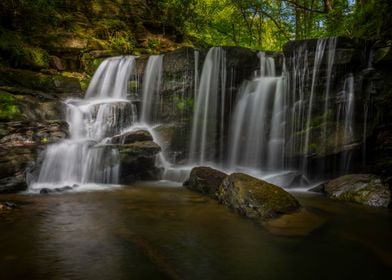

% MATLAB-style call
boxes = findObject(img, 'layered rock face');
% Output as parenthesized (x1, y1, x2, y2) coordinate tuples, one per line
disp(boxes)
(0, 58, 81, 193)
(133, 47, 260, 163)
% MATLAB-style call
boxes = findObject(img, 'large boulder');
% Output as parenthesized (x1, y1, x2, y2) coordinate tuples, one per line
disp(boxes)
(117, 140, 161, 183)
(216, 173, 301, 221)
(325, 174, 391, 207)
(184, 166, 227, 198)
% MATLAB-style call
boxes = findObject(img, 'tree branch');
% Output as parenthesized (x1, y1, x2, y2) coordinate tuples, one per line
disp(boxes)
(283, 0, 327, 14)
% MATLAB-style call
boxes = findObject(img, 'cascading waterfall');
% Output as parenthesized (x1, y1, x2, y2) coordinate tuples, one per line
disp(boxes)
(337, 73, 355, 171)
(30, 38, 366, 191)
(140, 55, 164, 124)
(189, 47, 227, 165)
(228, 52, 284, 171)
(30, 56, 136, 191)
(285, 38, 357, 178)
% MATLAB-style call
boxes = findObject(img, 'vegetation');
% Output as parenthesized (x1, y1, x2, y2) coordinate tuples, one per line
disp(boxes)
(0, 0, 390, 58)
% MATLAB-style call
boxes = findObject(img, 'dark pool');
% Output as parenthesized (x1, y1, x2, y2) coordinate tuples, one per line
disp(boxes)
(1, 183, 391, 279)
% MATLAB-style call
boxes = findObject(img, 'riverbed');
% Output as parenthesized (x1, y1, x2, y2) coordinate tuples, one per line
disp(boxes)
(1, 183, 391, 279)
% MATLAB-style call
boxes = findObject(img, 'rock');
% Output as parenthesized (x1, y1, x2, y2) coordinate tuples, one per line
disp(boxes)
(184, 166, 227, 198)
(264, 208, 325, 236)
(325, 174, 391, 207)
(40, 188, 52, 194)
(49, 55, 66, 71)
(40, 185, 73, 194)
(216, 173, 301, 221)
(0, 173, 27, 193)
(117, 141, 162, 183)
(0, 201, 17, 213)
(308, 182, 326, 193)
(111, 129, 153, 144)
(118, 141, 161, 160)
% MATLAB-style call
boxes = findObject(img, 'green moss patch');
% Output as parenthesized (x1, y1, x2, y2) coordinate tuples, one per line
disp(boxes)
(0, 91, 22, 121)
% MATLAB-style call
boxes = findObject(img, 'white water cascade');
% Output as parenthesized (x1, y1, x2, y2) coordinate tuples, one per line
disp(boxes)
(189, 47, 227, 165)
(30, 56, 137, 191)
(140, 55, 163, 124)
(228, 53, 284, 171)
(284, 37, 358, 178)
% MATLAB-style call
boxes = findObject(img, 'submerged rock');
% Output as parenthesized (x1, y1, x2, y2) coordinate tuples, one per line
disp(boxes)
(40, 185, 73, 194)
(264, 208, 325, 236)
(216, 173, 301, 221)
(184, 166, 227, 198)
(325, 174, 391, 207)
(0, 201, 17, 213)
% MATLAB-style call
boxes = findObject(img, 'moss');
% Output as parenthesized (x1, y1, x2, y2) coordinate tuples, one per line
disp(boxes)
(217, 173, 301, 220)
(20, 46, 49, 69)
(0, 91, 22, 121)
(61, 72, 90, 91)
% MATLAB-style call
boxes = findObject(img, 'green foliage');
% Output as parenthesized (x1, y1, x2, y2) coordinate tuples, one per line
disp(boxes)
(0, 91, 22, 121)
(174, 96, 194, 112)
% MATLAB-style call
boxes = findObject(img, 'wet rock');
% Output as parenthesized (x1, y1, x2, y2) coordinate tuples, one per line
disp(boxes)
(308, 183, 326, 193)
(40, 185, 73, 194)
(325, 174, 391, 207)
(0, 201, 17, 213)
(118, 141, 161, 160)
(118, 141, 162, 183)
(0, 173, 27, 193)
(184, 166, 227, 198)
(111, 129, 153, 144)
(39, 188, 52, 194)
(216, 173, 301, 221)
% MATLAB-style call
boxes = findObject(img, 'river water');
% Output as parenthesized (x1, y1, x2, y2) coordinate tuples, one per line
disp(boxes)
(1, 184, 391, 279)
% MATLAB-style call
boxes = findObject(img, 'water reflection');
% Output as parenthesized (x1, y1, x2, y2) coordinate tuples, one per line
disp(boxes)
(0, 185, 391, 279)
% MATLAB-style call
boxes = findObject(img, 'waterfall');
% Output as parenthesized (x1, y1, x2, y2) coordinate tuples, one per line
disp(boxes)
(30, 56, 136, 191)
(302, 39, 327, 171)
(85, 56, 135, 99)
(140, 55, 163, 124)
(189, 47, 227, 165)
(228, 53, 284, 171)
(284, 37, 359, 179)
(337, 73, 355, 171)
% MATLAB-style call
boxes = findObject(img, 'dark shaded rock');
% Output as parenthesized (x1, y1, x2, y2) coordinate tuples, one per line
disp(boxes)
(0, 201, 17, 213)
(111, 129, 153, 144)
(117, 141, 162, 183)
(40, 185, 73, 194)
(39, 188, 52, 194)
(325, 174, 391, 207)
(118, 141, 161, 161)
(0, 173, 27, 193)
(49, 55, 66, 71)
(184, 166, 227, 198)
(308, 183, 326, 193)
(216, 173, 301, 221)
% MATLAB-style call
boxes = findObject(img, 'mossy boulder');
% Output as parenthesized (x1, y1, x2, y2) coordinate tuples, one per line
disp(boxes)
(325, 174, 391, 207)
(184, 166, 228, 198)
(216, 173, 301, 221)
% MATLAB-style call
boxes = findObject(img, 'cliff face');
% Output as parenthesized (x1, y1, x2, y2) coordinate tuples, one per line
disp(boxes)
(0, 0, 391, 193)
